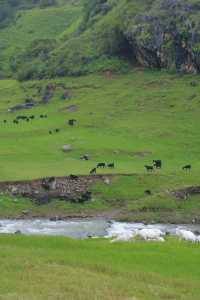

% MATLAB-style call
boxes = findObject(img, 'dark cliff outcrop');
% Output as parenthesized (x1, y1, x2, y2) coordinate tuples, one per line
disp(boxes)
(125, 0, 200, 73)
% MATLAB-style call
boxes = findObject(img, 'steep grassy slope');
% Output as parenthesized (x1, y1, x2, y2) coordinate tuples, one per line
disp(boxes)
(0, 235, 199, 300)
(0, 70, 200, 221)
(0, 1, 83, 76)
(4, 0, 200, 79)
(2, 0, 200, 79)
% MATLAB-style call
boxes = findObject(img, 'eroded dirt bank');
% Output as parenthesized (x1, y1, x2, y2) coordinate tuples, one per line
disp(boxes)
(0, 174, 121, 204)
(0, 175, 200, 223)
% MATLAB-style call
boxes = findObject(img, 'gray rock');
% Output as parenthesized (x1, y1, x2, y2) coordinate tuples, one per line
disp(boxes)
(22, 210, 29, 215)
(62, 145, 73, 152)
(104, 178, 110, 185)
(11, 186, 18, 194)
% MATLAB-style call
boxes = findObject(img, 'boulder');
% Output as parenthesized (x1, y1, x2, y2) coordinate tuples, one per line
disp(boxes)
(22, 210, 29, 215)
(62, 145, 73, 152)
(104, 178, 110, 185)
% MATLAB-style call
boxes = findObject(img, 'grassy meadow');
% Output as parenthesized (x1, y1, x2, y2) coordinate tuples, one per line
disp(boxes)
(0, 70, 199, 221)
(0, 235, 199, 300)
(0, 70, 200, 180)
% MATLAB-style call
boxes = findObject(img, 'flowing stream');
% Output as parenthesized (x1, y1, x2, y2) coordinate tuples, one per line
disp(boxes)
(0, 219, 200, 239)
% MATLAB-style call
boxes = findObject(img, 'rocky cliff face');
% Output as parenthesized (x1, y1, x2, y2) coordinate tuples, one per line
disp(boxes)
(124, 0, 200, 72)
(75, 0, 200, 73)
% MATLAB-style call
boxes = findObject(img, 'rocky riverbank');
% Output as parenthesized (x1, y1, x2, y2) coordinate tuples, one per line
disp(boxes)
(0, 174, 200, 224)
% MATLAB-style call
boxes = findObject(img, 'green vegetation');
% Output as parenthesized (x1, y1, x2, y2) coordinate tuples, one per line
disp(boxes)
(1, 0, 200, 78)
(0, 0, 199, 222)
(0, 0, 83, 76)
(0, 0, 57, 29)
(0, 235, 199, 300)
(0, 70, 199, 221)
(0, 2, 200, 299)
(0, 70, 200, 180)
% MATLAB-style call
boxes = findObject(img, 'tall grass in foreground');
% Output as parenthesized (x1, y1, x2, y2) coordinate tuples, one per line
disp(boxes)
(0, 235, 199, 300)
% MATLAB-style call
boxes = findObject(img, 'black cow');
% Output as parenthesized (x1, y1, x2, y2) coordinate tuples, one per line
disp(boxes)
(48, 177, 55, 183)
(16, 116, 27, 120)
(182, 165, 191, 171)
(145, 190, 152, 195)
(153, 160, 162, 169)
(80, 154, 89, 161)
(90, 168, 96, 175)
(79, 191, 92, 203)
(55, 129, 60, 133)
(144, 165, 154, 172)
(107, 163, 114, 168)
(68, 119, 77, 126)
(97, 163, 106, 168)
(49, 130, 52, 135)
(40, 114, 47, 119)
(69, 174, 79, 180)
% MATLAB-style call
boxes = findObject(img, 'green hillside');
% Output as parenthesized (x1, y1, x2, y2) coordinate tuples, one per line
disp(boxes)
(0, 70, 199, 222)
(0, 0, 83, 76)
(0, 3, 200, 299)
(1, 0, 200, 79)
(0, 0, 199, 222)
(0, 70, 200, 180)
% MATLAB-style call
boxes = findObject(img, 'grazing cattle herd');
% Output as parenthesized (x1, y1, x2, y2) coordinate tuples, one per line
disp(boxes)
(1, 114, 192, 176)
(2, 113, 63, 135)
(90, 159, 192, 175)
(3, 114, 47, 125)
(143, 160, 192, 173)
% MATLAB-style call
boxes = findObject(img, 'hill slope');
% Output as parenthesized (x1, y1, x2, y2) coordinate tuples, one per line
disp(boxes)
(0, 70, 199, 222)
(1, 0, 200, 78)
(0, 70, 200, 180)
(0, 0, 83, 77)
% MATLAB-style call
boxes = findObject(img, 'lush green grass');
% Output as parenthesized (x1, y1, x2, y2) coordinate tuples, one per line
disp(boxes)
(0, 2, 82, 75)
(0, 70, 199, 220)
(0, 70, 200, 180)
(0, 235, 199, 300)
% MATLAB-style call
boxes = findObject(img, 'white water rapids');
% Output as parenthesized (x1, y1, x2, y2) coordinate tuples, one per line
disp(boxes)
(0, 219, 200, 241)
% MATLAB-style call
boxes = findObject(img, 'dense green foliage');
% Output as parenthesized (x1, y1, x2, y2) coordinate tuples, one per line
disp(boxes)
(1, 0, 200, 79)
(0, 0, 56, 27)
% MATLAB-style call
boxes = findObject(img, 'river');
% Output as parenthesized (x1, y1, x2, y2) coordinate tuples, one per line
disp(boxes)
(0, 219, 200, 239)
